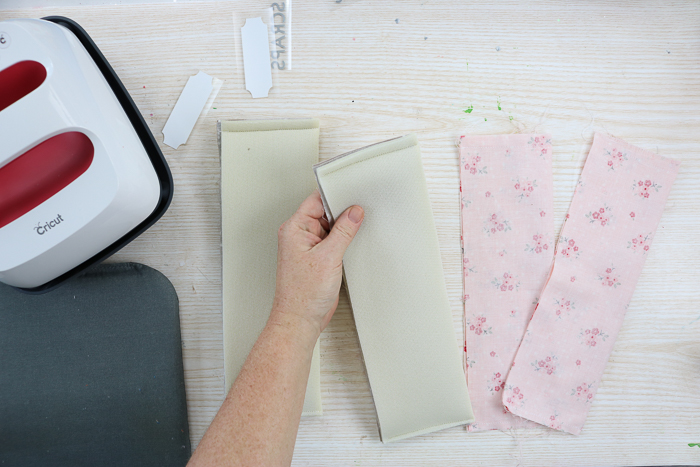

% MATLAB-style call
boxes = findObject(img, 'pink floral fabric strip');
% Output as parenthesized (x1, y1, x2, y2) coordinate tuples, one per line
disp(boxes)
(459, 134, 554, 431)
(503, 132, 680, 435)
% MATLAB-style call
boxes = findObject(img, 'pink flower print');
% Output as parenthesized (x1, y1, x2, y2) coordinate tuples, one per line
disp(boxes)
(604, 147, 628, 170)
(576, 359, 581, 366)
(483, 213, 511, 236)
(502, 385, 526, 408)
(630, 211, 636, 219)
(548, 413, 563, 430)
(531, 355, 558, 374)
(571, 381, 596, 403)
(632, 179, 661, 198)
(558, 237, 580, 259)
(597, 266, 621, 288)
(513, 178, 538, 201)
(463, 257, 477, 276)
(488, 372, 506, 394)
(461, 195, 471, 209)
(509, 309, 517, 318)
(467, 315, 492, 335)
(485, 191, 491, 197)
(492, 272, 520, 292)
(554, 297, 575, 319)
(540, 211, 546, 217)
(586, 205, 612, 226)
(462, 152, 488, 175)
(528, 135, 552, 157)
(571, 276, 576, 282)
(580, 328, 609, 347)
(490, 351, 496, 357)
(526, 233, 550, 254)
(628, 233, 652, 254)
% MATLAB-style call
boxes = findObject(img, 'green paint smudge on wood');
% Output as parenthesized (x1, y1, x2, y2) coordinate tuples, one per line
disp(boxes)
(464, 105, 473, 114)
(689, 443, 700, 448)
(497, 97, 501, 111)
(509, 115, 514, 121)
(484, 118, 487, 121)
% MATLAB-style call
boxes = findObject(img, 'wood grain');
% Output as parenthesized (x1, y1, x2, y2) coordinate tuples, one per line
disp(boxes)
(2, 1, 699, 465)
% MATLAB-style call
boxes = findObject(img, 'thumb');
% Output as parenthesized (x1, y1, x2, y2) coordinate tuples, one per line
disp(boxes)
(321, 205, 364, 259)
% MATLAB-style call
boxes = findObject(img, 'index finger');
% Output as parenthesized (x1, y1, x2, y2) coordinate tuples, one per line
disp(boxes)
(296, 190, 326, 220)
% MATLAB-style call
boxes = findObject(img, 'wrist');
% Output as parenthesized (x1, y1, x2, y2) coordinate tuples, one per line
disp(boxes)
(268, 304, 321, 346)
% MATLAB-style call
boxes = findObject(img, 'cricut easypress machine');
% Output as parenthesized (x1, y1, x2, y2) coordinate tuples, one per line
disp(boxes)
(0, 17, 172, 292)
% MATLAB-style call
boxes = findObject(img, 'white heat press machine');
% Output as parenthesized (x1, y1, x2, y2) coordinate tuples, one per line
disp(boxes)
(0, 17, 173, 292)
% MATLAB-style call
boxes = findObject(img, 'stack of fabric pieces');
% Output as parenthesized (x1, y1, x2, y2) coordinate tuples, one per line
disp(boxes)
(459, 132, 679, 434)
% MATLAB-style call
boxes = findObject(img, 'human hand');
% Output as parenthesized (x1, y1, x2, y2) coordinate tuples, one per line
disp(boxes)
(271, 190, 364, 336)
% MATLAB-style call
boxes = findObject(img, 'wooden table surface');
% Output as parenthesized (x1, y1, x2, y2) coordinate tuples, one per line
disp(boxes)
(3, 1, 700, 465)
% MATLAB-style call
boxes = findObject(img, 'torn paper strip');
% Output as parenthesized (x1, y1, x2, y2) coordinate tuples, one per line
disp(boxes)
(241, 17, 273, 98)
(162, 71, 214, 149)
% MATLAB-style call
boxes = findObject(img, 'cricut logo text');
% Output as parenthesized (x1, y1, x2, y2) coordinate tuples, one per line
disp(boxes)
(34, 215, 64, 235)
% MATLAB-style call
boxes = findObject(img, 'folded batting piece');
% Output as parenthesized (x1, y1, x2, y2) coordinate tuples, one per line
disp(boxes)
(504, 133, 680, 434)
(459, 134, 554, 431)
(314, 134, 474, 443)
(220, 119, 322, 416)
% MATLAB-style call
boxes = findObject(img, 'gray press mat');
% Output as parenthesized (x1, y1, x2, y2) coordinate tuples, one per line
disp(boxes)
(0, 263, 191, 467)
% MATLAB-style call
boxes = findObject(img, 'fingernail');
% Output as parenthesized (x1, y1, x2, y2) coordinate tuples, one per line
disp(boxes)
(348, 206, 364, 224)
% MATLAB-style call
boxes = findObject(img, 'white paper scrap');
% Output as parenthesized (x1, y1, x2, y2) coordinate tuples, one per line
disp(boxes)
(162, 71, 214, 149)
(241, 17, 272, 98)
